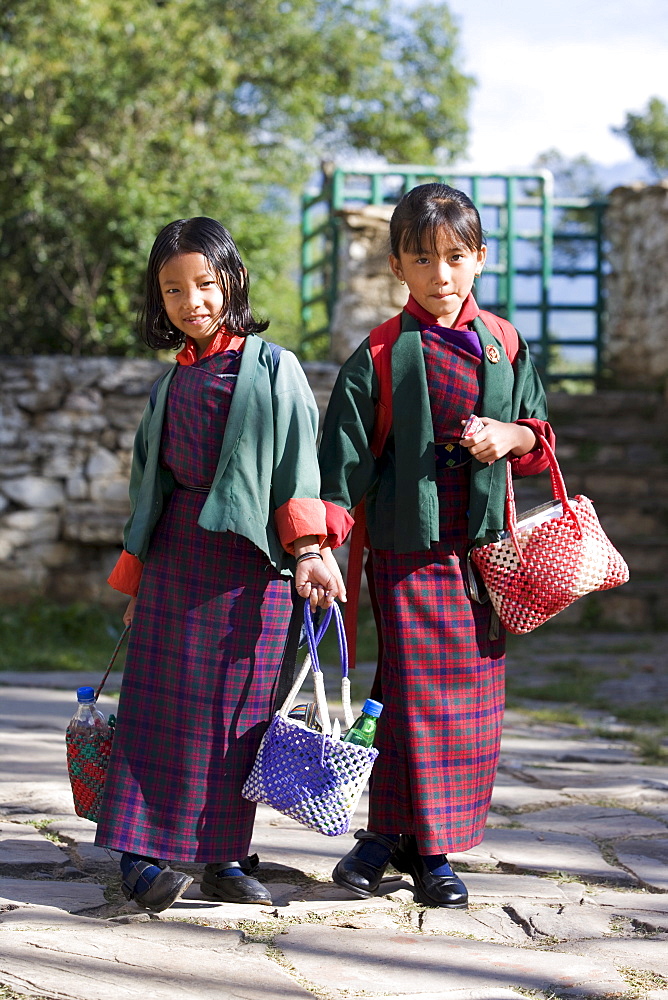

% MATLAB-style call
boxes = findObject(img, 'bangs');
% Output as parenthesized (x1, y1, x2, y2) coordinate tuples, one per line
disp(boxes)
(390, 184, 484, 259)
(399, 201, 481, 256)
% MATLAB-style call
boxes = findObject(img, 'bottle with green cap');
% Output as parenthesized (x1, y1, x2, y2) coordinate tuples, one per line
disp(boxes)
(342, 699, 383, 748)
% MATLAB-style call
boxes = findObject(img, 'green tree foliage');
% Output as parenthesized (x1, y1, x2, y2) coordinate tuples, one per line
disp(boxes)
(532, 148, 603, 199)
(0, 0, 472, 355)
(614, 97, 668, 179)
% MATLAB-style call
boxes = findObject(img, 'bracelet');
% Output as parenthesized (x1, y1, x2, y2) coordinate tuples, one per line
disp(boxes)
(295, 551, 324, 564)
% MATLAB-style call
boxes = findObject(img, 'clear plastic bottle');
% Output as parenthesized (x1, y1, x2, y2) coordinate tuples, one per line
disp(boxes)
(69, 686, 110, 736)
(342, 698, 383, 747)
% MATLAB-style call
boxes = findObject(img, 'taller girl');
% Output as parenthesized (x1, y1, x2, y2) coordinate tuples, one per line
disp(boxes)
(319, 183, 555, 908)
(96, 217, 339, 911)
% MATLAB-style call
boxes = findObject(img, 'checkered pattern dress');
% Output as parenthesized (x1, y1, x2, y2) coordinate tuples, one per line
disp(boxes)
(95, 351, 294, 862)
(368, 328, 505, 854)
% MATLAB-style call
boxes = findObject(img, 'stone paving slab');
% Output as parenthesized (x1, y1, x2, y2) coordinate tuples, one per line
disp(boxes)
(248, 806, 362, 876)
(549, 936, 668, 978)
(365, 993, 530, 1000)
(577, 888, 668, 912)
(279, 926, 629, 997)
(615, 849, 668, 890)
(518, 804, 668, 840)
(501, 733, 637, 765)
(490, 774, 570, 810)
(447, 872, 568, 902)
(478, 828, 634, 881)
(0, 685, 118, 732)
(0, 876, 107, 912)
(0, 780, 74, 816)
(418, 906, 530, 945)
(0, 821, 69, 869)
(0, 730, 71, 783)
(500, 901, 614, 942)
(0, 918, 314, 1000)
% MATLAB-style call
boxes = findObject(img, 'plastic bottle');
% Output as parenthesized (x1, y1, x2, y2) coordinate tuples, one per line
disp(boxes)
(69, 686, 110, 736)
(342, 699, 383, 747)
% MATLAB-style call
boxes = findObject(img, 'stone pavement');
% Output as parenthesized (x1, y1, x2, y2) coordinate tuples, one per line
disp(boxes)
(0, 651, 667, 1000)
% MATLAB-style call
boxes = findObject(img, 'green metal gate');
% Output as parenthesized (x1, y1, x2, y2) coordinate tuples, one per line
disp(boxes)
(300, 166, 606, 386)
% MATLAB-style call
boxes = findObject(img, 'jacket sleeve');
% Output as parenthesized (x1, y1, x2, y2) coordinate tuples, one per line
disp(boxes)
(318, 340, 379, 547)
(271, 351, 328, 552)
(509, 339, 555, 477)
(107, 400, 152, 596)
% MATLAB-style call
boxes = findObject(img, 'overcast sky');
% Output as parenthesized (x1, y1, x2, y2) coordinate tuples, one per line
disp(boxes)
(442, 0, 668, 175)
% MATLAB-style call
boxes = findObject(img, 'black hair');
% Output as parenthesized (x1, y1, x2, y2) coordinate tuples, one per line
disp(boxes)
(389, 183, 484, 259)
(139, 216, 269, 350)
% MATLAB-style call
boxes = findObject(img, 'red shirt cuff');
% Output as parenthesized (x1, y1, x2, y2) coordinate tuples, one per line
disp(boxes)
(510, 419, 556, 477)
(275, 498, 328, 554)
(323, 500, 355, 549)
(108, 550, 144, 597)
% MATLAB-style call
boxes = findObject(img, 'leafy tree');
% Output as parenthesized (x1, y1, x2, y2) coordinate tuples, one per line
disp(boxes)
(532, 149, 603, 199)
(613, 97, 668, 179)
(0, 0, 472, 355)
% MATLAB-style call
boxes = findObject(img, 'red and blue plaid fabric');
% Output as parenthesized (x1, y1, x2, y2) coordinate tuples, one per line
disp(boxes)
(368, 331, 505, 854)
(95, 351, 293, 862)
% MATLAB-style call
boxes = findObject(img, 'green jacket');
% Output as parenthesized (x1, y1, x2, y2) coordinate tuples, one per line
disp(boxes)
(319, 311, 549, 550)
(122, 335, 321, 575)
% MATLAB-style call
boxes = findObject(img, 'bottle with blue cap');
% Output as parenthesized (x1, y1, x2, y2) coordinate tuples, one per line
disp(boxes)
(342, 698, 383, 748)
(69, 686, 110, 737)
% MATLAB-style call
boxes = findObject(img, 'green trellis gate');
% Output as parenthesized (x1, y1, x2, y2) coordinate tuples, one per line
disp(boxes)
(300, 166, 606, 386)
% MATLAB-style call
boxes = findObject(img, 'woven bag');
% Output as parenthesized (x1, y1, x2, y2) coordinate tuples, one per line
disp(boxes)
(65, 625, 128, 822)
(242, 601, 378, 837)
(470, 433, 629, 634)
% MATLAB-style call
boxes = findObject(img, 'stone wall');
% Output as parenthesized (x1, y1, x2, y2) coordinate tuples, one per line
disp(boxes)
(0, 357, 339, 606)
(605, 181, 668, 387)
(1, 355, 666, 628)
(329, 206, 407, 364)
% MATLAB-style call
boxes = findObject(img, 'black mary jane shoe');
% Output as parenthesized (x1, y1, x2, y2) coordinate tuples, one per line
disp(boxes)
(393, 834, 468, 909)
(332, 829, 399, 899)
(121, 859, 193, 913)
(201, 863, 272, 905)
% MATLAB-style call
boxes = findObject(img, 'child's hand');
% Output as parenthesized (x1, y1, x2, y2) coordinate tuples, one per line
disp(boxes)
(123, 597, 136, 628)
(293, 537, 345, 610)
(321, 545, 346, 603)
(295, 555, 341, 610)
(460, 417, 536, 464)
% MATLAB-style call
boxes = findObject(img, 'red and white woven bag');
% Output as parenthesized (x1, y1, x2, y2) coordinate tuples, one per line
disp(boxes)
(470, 433, 629, 634)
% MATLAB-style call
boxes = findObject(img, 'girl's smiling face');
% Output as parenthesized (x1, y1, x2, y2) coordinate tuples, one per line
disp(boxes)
(389, 228, 486, 327)
(159, 253, 226, 354)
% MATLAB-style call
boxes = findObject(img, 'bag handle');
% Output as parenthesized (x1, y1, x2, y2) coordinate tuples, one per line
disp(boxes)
(94, 624, 131, 701)
(277, 602, 354, 734)
(505, 432, 581, 566)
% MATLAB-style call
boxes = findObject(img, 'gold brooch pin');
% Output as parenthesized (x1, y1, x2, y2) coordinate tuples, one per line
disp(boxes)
(485, 344, 500, 363)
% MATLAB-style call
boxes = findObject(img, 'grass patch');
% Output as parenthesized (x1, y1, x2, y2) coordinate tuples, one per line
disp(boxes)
(614, 703, 668, 726)
(0, 600, 127, 672)
(633, 730, 668, 764)
(507, 672, 601, 704)
(620, 966, 668, 997)
(0, 988, 52, 1000)
(592, 726, 635, 741)
(519, 707, 585, 726)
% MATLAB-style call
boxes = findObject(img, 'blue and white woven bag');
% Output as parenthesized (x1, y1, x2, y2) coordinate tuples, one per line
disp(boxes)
(242, 601, 378, 837)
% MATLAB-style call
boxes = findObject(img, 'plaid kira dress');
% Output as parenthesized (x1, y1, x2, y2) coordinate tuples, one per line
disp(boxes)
(368, 326, 505, 855)
(95, 349, 294, 862)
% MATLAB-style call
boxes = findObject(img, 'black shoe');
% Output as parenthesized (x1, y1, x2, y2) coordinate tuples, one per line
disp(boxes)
(121, 859, 193, 913)
(393, 834, 468, 909)
(201, 865, 272, 905)
(332, 829, 398, 899)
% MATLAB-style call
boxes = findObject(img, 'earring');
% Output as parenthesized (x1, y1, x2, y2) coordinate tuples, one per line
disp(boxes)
(400, 280, 405, 285)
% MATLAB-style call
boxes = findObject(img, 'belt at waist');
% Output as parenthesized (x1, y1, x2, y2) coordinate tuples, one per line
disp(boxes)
(176, 483, 211, 493)
(434, 441, 471, 470)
